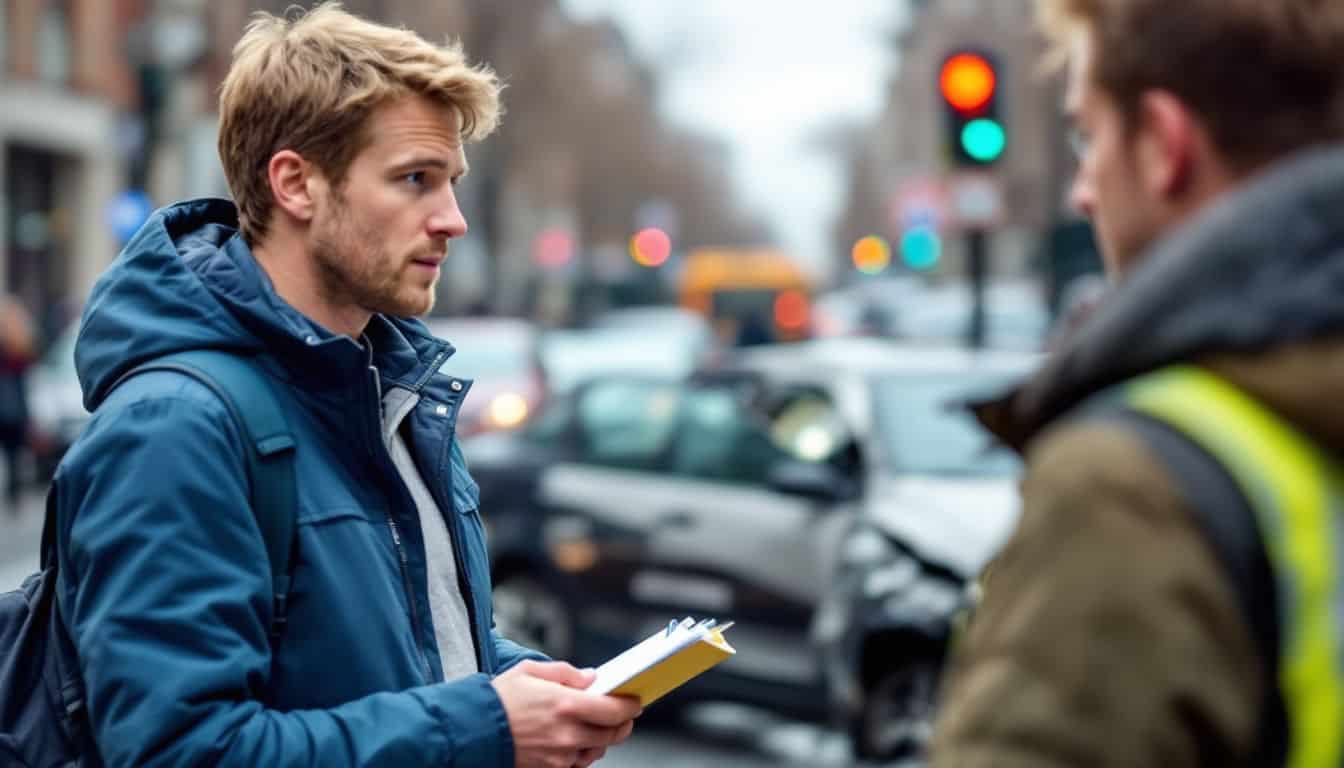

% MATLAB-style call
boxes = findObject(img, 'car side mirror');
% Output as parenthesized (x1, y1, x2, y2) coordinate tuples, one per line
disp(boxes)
(767, 459, 856, 503)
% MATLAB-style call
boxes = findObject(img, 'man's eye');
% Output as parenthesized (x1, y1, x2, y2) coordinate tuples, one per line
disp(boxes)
(402, 171, 427, 187)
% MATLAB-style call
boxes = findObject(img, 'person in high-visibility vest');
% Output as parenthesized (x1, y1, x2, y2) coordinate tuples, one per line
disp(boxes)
(930, 1, 1344, 766)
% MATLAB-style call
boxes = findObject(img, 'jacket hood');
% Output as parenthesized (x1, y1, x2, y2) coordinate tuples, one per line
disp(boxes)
(978, 143, 1344, 452)
(76, 198, 452, 410)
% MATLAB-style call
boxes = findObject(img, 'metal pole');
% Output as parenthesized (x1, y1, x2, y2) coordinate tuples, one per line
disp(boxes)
(967, 228, 987, 348)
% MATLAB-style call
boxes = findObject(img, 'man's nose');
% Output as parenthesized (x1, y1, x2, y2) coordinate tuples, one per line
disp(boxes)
(427, 191, 468, 239)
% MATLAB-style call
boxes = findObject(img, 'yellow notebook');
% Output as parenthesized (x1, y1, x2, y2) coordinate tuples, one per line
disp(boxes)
(586, 617, 736, 707)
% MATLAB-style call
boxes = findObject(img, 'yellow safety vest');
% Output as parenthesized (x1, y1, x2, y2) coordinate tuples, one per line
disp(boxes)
(1126, 365, 1344, 768)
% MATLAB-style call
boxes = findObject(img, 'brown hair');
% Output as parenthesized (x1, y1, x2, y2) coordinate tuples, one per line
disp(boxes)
(1039, 0, 1344, 170)
(217, 2, 502, 244)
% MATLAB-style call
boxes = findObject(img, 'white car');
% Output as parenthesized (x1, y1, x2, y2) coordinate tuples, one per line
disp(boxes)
(734, 337, 1038, 760)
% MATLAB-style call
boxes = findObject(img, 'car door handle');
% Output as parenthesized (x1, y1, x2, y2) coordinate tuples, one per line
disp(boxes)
(656, 509, 696, 529)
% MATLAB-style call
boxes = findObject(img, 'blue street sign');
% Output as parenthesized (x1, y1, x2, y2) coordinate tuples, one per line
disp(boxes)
(107, 190, 154, 244)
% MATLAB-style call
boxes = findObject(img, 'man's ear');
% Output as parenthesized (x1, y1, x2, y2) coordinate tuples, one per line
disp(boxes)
(267, 149, 320, 224)
(1134, 91, 1198, 198)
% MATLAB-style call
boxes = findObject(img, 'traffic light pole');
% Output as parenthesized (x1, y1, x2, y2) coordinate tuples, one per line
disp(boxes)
(966, 228, 988, 349)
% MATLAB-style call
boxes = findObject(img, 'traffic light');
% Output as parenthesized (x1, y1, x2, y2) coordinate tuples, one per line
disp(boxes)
(629, 227, 672, 267)
(900, 227, 941, 271)
(940, 50, 1006, 166)
(851, 236, 891, 275)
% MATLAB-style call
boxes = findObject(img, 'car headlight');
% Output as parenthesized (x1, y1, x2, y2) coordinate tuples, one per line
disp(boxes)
(487, 392, 529, 429)
(841, 527, 896, 567)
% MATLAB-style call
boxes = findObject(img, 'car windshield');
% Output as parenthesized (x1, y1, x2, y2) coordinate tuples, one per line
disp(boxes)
(871, 372, 1021, 477)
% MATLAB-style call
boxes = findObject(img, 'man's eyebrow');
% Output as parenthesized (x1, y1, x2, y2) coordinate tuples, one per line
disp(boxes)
(387, 156, 464, 175)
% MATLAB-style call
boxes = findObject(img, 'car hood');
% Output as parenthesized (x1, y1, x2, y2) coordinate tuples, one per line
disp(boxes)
(865, 474, 1021, 576)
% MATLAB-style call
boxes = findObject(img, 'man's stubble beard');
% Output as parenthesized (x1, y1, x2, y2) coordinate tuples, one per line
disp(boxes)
(310, 201, 437, 319)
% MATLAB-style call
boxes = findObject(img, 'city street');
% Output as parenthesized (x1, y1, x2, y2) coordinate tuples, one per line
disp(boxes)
(1, 483, 917, 767)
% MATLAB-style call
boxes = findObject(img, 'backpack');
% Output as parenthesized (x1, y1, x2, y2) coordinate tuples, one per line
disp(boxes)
(0, 349, 297, 768)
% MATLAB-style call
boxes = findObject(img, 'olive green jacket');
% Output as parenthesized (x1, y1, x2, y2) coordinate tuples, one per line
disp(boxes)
(932, 144, 1344, 767)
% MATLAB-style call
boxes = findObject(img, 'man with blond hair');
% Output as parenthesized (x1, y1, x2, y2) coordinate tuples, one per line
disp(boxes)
(931, 0, 1344, 765)
(49, 4, 638, 766)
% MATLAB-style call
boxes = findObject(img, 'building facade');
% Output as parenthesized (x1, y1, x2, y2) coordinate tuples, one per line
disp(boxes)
(2, 0, 143, 328)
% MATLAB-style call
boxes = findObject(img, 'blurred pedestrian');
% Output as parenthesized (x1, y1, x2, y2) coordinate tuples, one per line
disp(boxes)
(932, 1, 1344, 765)
(44, 4, 638, 767)
(0, 294, 34, 511)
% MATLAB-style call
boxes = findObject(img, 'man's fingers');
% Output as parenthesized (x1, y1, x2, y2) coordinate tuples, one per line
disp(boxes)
(576, 746, 606, 767)
(563, 722, 626, 751)
(565, 692, 643, 728)
(611, 719, 635, 745)
(519, 660, 596, 689)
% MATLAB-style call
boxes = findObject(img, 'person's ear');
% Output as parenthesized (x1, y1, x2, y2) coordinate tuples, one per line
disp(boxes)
(267, 150, 321, 224)
(1134, 90, 1198, 198)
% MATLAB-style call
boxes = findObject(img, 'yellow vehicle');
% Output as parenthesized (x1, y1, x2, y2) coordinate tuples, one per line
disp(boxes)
(679, 248, 813, 345)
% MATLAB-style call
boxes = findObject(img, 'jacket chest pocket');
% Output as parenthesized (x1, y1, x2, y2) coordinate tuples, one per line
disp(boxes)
(452, 465, 489, 584)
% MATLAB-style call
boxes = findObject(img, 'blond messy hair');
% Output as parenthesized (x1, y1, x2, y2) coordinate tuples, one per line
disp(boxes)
(1037, 0, 1344, 171)
(218, 2, 501, 244)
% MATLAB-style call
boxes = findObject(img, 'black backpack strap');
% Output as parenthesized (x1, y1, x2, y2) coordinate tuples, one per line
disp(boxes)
(108, 350, 298, 638)
(1094, 408, 1286, 766)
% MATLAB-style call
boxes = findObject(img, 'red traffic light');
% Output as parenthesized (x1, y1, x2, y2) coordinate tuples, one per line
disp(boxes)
(940, 53, 996, 112)
(630, 227, 672, 267)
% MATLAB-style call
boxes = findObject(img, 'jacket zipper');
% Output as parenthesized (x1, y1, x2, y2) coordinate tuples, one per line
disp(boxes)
(368, 364, 435, 683)
(385, 514, 434, 682)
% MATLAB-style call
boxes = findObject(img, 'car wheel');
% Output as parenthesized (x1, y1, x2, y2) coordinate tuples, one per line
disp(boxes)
(492, 573, 574, 660)
(850, 657, 940, 761)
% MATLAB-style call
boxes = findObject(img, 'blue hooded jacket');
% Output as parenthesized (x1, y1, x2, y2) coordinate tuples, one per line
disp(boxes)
(51, 199, 544, 767)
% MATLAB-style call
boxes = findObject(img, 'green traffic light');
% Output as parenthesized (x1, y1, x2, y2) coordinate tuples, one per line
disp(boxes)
(961, 118, 1006, 162)
(901, 227, 941, 271)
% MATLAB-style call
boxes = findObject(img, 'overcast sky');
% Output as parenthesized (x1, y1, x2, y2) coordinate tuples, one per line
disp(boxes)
(561, 0, 900, 279)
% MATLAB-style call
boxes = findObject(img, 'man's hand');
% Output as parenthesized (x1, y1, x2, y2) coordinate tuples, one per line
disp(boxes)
(492, 660, 641, 768)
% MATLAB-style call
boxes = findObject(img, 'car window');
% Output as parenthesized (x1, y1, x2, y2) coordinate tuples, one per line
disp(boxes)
(872, 372, 1021, 477)
(522, 395, 572, 449)
(765, 387, 864, 482)
(769, 392, 843, 462)
(574, 379, 680, 470)
(667, 385, 785, 486)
